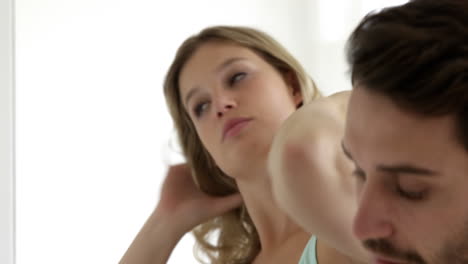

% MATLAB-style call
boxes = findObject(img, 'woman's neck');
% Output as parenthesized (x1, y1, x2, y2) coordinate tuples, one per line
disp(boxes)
(235, 167, 308, 251)
(316, 238, 367, 264)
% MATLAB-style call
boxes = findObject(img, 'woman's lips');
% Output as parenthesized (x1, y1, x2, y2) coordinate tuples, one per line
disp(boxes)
(222, 117, 252, 141)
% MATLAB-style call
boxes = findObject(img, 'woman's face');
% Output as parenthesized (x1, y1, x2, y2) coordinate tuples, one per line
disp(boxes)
(179, 41, 302, 178)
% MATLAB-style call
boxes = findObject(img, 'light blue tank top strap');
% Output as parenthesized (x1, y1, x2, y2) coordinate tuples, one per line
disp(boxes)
(298, 235, 318, 264)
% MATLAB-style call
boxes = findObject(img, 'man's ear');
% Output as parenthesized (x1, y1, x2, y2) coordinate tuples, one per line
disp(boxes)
(284, 71, 303, 108)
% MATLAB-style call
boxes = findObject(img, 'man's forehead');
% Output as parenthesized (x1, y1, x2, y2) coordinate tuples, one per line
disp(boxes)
(344, 88, 461, 172)
(347, 88, 456, 134)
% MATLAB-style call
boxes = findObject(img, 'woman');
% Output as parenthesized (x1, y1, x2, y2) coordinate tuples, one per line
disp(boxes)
(120, 25, 367, 264)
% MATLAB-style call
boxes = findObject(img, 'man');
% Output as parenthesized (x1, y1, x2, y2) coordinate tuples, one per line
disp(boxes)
(343, 0, 468, 263)
(269, 0, 468, 263)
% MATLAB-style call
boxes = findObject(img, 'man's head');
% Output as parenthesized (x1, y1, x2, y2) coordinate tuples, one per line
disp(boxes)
(343, 0, 468, 263)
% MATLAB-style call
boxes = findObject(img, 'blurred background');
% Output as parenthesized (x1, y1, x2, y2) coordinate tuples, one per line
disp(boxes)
(14, 0, 407, 263)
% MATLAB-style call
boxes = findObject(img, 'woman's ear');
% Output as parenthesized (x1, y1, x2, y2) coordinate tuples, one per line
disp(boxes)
(284, 71, 303, 108)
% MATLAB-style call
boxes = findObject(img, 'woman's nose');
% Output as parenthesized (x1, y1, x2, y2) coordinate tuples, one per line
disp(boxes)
(217, 103, 234, 117)
(213, 92, 237, 118)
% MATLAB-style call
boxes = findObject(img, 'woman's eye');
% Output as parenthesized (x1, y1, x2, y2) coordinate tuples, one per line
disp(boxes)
(229, 72, 246, 85)
(193, 102, 209, 118)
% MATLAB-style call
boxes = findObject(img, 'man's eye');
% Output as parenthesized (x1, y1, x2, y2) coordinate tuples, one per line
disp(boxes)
(229, 72, 246, 85)
(397, 186, 426, 201)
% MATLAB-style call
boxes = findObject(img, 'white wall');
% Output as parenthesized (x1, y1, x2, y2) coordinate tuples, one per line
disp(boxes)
(0, 0, 15, 263)
(14, 1, 407, 263)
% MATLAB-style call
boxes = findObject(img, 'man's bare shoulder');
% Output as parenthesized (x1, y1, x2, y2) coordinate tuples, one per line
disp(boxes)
(285, 90, 350, 132)
(327, 90, 350, 118)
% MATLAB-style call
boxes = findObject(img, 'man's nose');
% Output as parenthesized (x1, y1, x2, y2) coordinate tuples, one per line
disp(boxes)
(353, 182, 395, 242)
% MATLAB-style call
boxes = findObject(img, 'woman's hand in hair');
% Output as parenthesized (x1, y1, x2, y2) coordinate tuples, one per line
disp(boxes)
(155, 163, 243, 233)
(120, 163, 242, 264)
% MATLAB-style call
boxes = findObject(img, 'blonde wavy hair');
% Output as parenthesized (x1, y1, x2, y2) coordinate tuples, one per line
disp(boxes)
(163, 25, 321, 264)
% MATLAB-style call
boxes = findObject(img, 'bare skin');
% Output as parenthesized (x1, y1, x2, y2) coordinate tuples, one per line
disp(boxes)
(119, 164, 243, 264)
(345, 87, 468, 264)
(121, 41, 369, 264)
(268, 90, 370, 264)
(121, 91, 370, 264)
(178, 41, 313, 264)
(121, 41, 311, 264)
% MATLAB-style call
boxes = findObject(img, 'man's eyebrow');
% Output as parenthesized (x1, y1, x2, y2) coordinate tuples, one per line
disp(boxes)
(341, 141, 438, 177)
(183, 57, 247, 107)
(377, 165, 438, 176)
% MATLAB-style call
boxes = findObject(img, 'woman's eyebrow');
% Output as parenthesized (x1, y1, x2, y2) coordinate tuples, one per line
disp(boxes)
(184, 57, 248, 106)
(184, 86, 200, 107)
(215, 57, 247, 73)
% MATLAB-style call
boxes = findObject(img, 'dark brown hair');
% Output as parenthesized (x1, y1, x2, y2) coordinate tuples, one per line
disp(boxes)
(346, 0, 468, 150)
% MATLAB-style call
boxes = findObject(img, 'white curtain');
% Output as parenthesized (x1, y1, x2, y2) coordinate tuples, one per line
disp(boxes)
(15, 0, 407, 263)
(0, 0, 14, 264)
